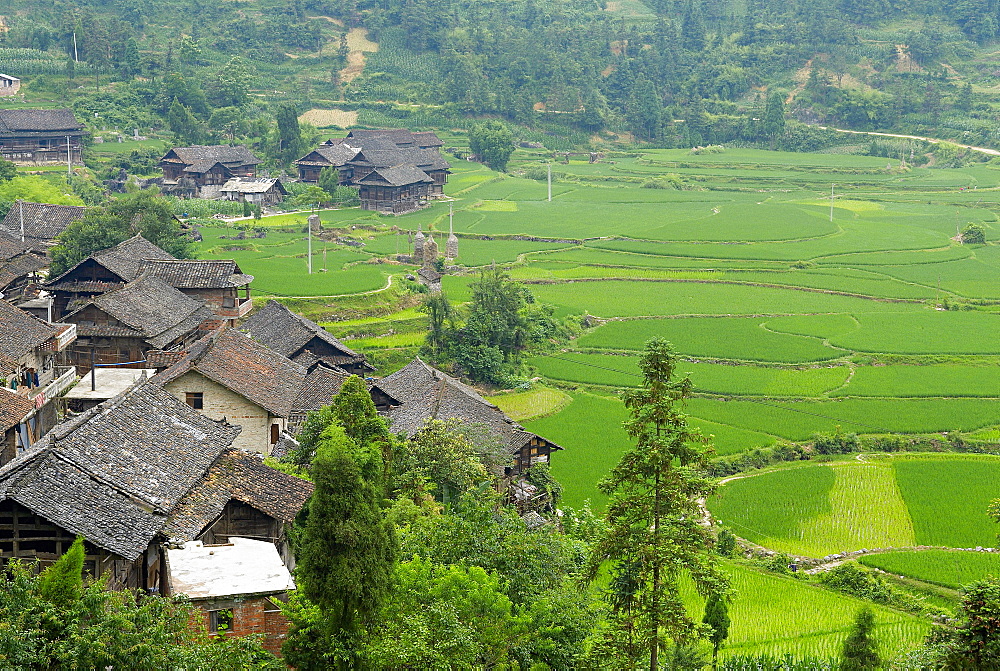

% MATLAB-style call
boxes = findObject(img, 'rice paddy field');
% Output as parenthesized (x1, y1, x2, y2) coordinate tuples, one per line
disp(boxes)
(227, 142, 1000, 658)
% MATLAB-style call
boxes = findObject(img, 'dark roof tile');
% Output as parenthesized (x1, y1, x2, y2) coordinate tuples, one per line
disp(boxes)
(0, 299, 56, 360)
(0, 109, 83, 133)
(0, 202, 87, 246)
(141, 259, 253, 289)
(241, 300, 365, 367)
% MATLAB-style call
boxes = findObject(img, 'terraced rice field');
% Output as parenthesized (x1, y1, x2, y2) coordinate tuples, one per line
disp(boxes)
(682, 561, 930, 660)
(707, 455, 1000, 557)
(859, 550, 1000, 589)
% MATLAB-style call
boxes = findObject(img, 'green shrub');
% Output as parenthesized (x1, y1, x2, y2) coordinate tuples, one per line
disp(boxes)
(812, 429, 861, 455)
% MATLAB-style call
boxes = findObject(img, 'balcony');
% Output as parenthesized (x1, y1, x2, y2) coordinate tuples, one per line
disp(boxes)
(17, 366, 77, 405)
(216, 297, 253, 319)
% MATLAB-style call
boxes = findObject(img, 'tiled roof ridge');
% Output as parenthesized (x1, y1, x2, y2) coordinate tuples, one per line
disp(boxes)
(48, 448, 167, 514)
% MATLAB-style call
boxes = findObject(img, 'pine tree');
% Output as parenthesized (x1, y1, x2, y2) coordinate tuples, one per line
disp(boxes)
(841, 607, 880, 671)
(703, 593, 730, 668)
(588, 338, 727, 670)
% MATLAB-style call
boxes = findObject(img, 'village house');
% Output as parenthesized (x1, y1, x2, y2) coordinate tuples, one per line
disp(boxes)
(241, 299, 372, 376)
(165, 538, 294, 656)
(0, 200, 87, 252)
(159, 145, 262, 197)
(0, 231, 46, 303)
(0, 379, 312, 592)
(293, 129, 450, 211)
(0, 74, 20, 97)
(154, 328, 307, 455)
(0, 300, 77, 464)
(219, 177, 287, 206)
(45, 234, 176, 319)
(61, 274, 214, 374)
(0, 108, 85, 164)
(139, 259, 254, 326)
(373, 357, 563, 476)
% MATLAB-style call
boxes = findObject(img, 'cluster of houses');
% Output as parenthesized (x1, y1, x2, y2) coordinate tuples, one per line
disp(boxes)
(0, 208, 562, 653)
(0, 106, 451, 214)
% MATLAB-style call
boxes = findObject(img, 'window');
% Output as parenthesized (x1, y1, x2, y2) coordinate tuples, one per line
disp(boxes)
(185, 392, 204, 409)
(209, 609, 233, 634)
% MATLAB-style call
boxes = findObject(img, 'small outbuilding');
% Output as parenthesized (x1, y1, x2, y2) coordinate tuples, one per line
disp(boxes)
(219, 177, 286, 206)
(165, 537, 294, 656)
(0, 75, 20, 97)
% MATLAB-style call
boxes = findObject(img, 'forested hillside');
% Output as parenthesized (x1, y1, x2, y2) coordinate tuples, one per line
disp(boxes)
(2, 0, 1000, 152)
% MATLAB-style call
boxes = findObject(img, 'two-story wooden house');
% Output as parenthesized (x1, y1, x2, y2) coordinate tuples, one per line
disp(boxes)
(159, 145, 262, 197)
(373, 357, 564, 477)
(0, 231, 46, 303)
(61, 274, 214, 373)
(46, 234, 177, 319)
(139, 259, 253, 326)
(0, 109, 85, 165)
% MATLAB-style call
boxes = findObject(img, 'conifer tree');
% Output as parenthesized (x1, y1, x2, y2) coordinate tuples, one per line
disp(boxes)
(841, 607, 880, 670)
(703, 592, 730, 668)
(588, 338, 727, 670)
(295, 423, 397, 634)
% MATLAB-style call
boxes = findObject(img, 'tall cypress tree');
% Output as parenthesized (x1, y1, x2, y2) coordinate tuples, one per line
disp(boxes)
(841, 607, 880, 671)
(295, 423, 397, 634)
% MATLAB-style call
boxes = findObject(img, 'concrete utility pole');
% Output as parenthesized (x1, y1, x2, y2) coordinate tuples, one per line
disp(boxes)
(73, 33, 78, 63)
(830, 183, 834, 222)
(307, 213, 320, 274)
(18, 200, 24, 243)
(547, 163, 552, 202)
(67, 135, 72, 178)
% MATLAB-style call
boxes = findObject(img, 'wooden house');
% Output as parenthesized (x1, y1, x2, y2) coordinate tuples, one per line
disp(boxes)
(0, 200, 87, 252)
(0, 380, 312, 591)
(343, 128, 443, 149)
(219, 177, 287, 206)
(0, 109, 84, 164)
(159, 145, 261, 196)
(61, 274, 213, 374)
(46, 234, 177, 319)
(0, 300, 77, 463)
(355, 164, 434, 213)
(140, 259, 253, 325)
(241, 299, 371, 375)
(0, 231, 46, 303)
(0, 74, 20, 97)
(373, 357, 563, 476)
(292, 142, 359, 182)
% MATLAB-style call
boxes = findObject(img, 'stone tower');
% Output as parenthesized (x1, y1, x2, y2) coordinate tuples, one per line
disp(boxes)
(423, 234, 439, 267)
(414, 222, 425, 261)
(447, 217, 458, 260)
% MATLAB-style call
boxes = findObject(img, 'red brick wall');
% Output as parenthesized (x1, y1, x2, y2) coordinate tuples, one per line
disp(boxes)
(193, 595, 291, 657)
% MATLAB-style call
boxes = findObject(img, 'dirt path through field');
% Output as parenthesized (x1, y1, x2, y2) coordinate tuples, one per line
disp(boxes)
(815, 125, 1000, 157)
(339, 27, 378, 83)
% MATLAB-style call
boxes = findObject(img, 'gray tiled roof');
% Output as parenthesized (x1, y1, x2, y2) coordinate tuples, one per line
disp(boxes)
(374, 358, 563, 454)
(0, 299, 56, 361)
(140, 259, 253, 289)
(67, 275, 212, 349)
(0, 202, 87, 245)
(293, 144, 359, 167)
(0, 381, 241, 559)
(219, 177, 287, 195)
(162, 448, 313, 542)
(46, 234, 177, 288)
(0, 230, 28, 261)
(0, 109, 83, 133)
(162, 145, 262, 167)
(155, 328, 307, 417)
(0, 251, 46, 291)
(355, 164, 433, 187)
(241, 299, 366, 367)
(292, 363, 351, 414)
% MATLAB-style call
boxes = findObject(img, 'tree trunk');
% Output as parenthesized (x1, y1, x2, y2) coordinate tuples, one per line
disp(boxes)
(650, 468, 660, 671)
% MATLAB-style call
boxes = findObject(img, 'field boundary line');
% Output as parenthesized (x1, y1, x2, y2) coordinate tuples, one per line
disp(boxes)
(518, 276, 927, 303)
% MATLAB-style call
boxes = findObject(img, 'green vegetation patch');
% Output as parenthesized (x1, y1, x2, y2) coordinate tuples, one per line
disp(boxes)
(490, 388, 572, 422)
(860, 550, 1000, 590)
(682, 561, 931, 660)
(832, 311, 1000, 355)
(576, 317, 845, 362)
(836, 364, 1000, 398)
(892, 455, 1000, 548)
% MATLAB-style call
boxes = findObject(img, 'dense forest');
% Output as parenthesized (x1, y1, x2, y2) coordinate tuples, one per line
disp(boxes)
(2, 0, 1000, 154)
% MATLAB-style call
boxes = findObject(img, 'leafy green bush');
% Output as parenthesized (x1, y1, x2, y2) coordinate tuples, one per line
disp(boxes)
(812, 429, 861, 454)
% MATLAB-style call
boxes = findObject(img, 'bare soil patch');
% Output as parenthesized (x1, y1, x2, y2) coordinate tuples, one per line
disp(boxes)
(299, 108, 359, 128)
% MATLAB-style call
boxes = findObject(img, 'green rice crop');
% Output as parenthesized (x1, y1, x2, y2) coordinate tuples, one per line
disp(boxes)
(832, 311, 1000, 355)
(708, 461, 915, 556)
(836, 364, 1000, 398)
(682, 561, 930, 660)
(490, 388, 572, 422)
(576, 318, 845, 362)
(527, 280, 925, 318)
(892, 455, 1000, 548)
(765, 314, 860, 339)
(529, 352, 850, 396)
(859, 550, 1000, 589)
